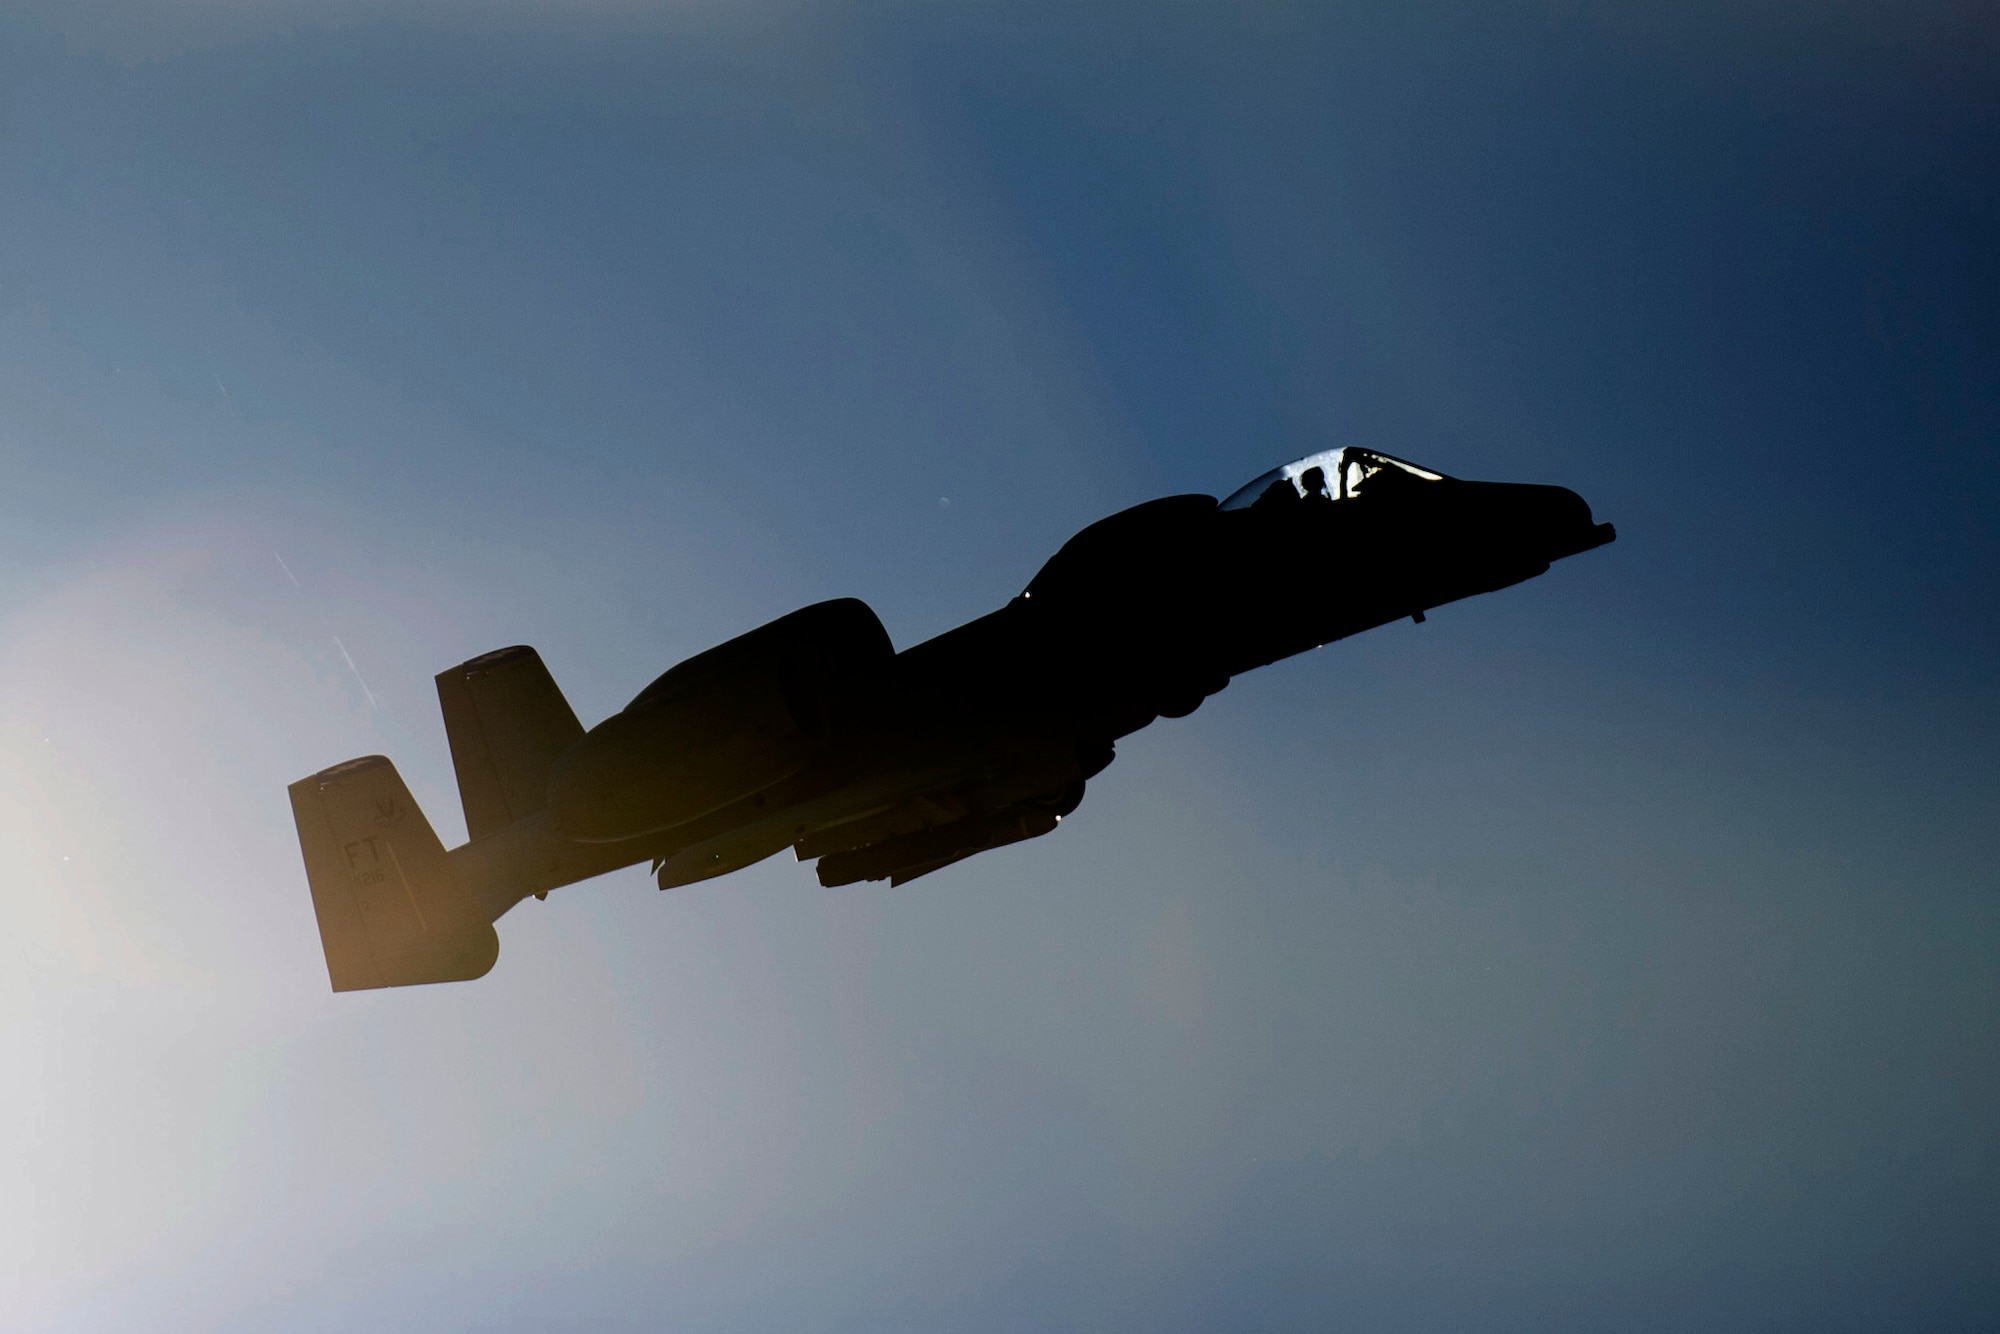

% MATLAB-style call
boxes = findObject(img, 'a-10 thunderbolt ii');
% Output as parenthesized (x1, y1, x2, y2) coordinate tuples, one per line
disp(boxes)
(289, 447, 1615, 991)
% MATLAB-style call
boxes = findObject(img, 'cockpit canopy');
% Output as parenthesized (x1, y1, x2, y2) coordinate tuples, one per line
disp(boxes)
(1219, 447, 1447, 511)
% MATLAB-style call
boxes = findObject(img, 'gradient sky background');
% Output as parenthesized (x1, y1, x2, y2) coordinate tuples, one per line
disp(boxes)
(0, 2, 1995, 1329)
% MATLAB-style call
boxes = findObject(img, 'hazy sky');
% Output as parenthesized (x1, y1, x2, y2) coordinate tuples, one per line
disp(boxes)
(0, 3, 1994, 1329)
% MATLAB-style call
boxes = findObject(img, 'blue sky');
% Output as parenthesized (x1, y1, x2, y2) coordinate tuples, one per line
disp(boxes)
(0, 3, 1994, 1329)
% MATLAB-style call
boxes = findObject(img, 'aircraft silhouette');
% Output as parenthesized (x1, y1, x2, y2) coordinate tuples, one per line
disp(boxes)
(289, 447, 1614, 990)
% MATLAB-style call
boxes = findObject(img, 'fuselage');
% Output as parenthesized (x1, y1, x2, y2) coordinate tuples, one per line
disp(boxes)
(454, 448, 1614, 914)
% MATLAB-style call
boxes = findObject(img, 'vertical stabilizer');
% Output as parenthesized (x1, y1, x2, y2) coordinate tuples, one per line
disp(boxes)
(436, 646, 584, 842)
(289, 756, 499, 991)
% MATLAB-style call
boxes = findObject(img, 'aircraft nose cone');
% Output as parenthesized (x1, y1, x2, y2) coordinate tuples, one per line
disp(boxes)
(1517, 483, 1614, 560)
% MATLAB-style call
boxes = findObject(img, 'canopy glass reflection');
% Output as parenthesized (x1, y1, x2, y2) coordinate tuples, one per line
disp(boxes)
(1220, 447, 1447, 511)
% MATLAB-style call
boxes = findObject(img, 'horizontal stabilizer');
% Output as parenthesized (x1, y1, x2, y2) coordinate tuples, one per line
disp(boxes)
(289, 756, 498, 991)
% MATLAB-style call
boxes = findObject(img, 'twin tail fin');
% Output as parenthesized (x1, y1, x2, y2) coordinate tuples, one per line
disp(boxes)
(292, 646, 581, 992)
(435, 646, 584, 842)
(288, 756, 498, 991)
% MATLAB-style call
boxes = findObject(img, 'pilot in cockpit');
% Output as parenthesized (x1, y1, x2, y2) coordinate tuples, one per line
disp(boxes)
(1225, 447, 1450, 515)
(1255, 476, 1299, 508)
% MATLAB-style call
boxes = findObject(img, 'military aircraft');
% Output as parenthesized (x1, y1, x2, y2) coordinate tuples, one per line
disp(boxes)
(289, 447, 1614, 990)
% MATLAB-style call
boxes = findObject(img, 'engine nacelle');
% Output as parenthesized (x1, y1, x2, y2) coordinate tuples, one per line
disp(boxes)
(548, 599, 893, 842)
